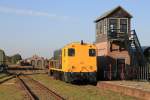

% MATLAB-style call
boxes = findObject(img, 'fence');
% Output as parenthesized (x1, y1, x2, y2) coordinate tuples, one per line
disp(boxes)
(136, 64, 150, 80)
(103, 63, 150, 81)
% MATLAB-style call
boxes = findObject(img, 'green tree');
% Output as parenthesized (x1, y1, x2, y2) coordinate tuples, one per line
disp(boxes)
(11, 54, 22, 64)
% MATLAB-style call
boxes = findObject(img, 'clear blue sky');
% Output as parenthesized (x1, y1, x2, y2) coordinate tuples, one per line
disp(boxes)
(0, 0, 149, 58)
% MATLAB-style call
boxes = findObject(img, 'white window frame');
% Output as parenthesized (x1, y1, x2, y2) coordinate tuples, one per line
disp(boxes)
(119, 18, 128, 33)
(108, 18, 128, 33)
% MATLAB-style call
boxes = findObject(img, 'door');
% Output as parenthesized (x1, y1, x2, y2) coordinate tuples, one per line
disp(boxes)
(117, 59, 125, 80)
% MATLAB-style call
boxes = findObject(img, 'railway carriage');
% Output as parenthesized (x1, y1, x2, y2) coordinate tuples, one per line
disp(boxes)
(48, 41, 97, 83)
(0, 49, 7, 72)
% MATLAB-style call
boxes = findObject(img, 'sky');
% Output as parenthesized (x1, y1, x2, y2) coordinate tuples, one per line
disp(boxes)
(0, 0, 149, 58)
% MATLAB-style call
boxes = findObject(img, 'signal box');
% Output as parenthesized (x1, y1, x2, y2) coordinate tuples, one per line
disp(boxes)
(95, 6, 133, 80)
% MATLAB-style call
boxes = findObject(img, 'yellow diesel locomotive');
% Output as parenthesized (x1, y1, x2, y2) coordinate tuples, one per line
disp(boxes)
(48, 41, 97, 83)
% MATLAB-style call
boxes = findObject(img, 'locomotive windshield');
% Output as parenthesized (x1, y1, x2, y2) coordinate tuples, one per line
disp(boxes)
(68, 48, 75, 56)
(89, 49, 96, 56)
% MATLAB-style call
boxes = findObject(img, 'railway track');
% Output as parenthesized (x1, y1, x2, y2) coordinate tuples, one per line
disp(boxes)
(16, 74, 65, 100)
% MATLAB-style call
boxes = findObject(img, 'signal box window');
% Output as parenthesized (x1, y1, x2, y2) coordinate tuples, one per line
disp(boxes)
(89, 49, 96, 56)
(68, 48, 75, 56)
(120, 19, 128, 33)
(109, 19, 118, 32)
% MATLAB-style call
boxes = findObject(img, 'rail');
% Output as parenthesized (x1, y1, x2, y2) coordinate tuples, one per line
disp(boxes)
(17, 74, 65, 100)
(16, 75, 36, 100)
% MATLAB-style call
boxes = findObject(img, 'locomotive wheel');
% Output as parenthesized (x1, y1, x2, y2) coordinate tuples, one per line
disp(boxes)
(54, 71, 59, 80)
(0, 66, 4, 72)
(48, 71, 51, 76)
(64, 73, 70, 83)
(53, 71, 57, 79)
(61, 72, 65, 81)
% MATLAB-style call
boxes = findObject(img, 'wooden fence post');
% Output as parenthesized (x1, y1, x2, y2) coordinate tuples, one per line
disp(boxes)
(109, 64, 112, 80)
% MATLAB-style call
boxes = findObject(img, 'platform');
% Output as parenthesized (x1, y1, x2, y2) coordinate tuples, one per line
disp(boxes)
(97, 81, 150, 100)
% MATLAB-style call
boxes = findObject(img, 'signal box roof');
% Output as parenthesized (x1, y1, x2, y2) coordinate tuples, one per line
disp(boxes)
(95, 6, 133, 22)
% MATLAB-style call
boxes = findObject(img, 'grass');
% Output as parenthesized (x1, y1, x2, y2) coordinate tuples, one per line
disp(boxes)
(0, 73, 8, 80)
(0, 85, 23, 100)
(0, 73, 137, 100)
(31, 74, 136, 100)
(0, 73, 24, 100)
(0, 73, 12, 82)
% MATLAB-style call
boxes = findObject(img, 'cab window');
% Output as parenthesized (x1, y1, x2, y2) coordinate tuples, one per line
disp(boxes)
(89, 49, 96, 56)
(68, 48, 75, 56)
